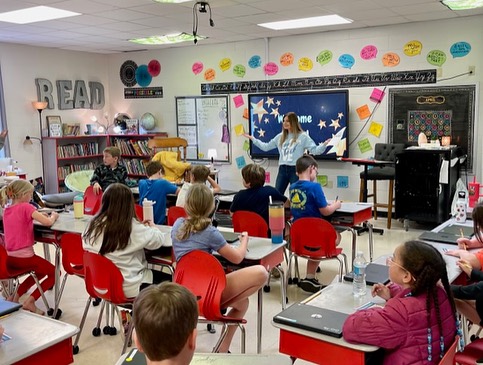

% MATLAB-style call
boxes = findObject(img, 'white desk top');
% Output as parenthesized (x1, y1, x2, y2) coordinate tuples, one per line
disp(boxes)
(272, 281, 381, 352)
(0, 310, 78, 364)
(116, 352, 292, 365)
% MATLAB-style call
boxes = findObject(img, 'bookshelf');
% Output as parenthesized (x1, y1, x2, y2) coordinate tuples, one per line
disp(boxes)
(108, 133, 168, 181)
(43, 135, 109, 194)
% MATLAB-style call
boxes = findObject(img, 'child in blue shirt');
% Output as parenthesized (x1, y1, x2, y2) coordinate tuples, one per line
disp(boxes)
(139, 161, 179, 225)
(289, 155, 341, 293)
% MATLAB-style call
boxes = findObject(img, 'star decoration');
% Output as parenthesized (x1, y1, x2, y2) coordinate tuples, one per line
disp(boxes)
(270, 107, 280, 118)
(265, 96, 274, 107)
(329, 118, 340, 130)
(276, 100, 281, 106)
(326, 127, 347, 156)
(318, 120, 326, 129)
(338, 112, 344, 119)
(264, 117, 270, 124)
(250, 99, 268, 123)
(257, 128, 266, 138)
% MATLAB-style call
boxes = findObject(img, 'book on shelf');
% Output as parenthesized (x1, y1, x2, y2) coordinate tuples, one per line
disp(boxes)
(62, 123, 81, 136)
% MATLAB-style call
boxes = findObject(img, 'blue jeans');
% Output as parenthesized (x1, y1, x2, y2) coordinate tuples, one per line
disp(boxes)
(275, 165, 298, 194)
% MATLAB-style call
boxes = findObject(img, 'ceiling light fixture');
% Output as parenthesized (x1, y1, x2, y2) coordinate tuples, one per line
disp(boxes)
(0, 6, 80, 24)
(440, 0, 483, 9)
(192, 1, 215, 45)
(258, 14, 352, 30)
(130, 32, 206, 45)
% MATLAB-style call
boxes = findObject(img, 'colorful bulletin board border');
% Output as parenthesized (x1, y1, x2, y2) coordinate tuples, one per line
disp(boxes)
(124, 87, 163, 99)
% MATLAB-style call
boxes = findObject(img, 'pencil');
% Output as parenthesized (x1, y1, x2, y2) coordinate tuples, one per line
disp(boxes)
(462, 263, 472, 270)
(460, 228, 467, 250)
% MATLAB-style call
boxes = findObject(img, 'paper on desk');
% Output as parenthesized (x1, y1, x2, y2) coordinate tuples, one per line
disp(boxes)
(450, 157, 458, 167)
(439, 160, 449, 184)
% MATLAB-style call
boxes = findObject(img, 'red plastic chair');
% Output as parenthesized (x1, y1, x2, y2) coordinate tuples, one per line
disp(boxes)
(232, 211, 268, 238)
(438, 336, 458, 365)
(77, 252, 135, 355)
(167, 206, 187, 226)
(83, 185, 102, 215)
(134, 204, 143, 220)
(0, 243, 51, 312)
(288, 217, 348, 285)
(174, 250, 246, 353)
(455, 336, 483, 364)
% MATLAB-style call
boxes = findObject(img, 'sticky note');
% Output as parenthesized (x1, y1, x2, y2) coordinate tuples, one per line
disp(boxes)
(265, 172, 270, 183)
(337, 176, 349, 189)
(370, 88, 385, 103)
(317, 175, 328, 187)
(242, 140, 250, 151)
(358, 138, 372, 154)
(236, 156, 246, 169)
(356, 104, 371, 120)
(368, 122, 383, 138)
(233, 94, 244, 108)
(234, 124, 245, 136)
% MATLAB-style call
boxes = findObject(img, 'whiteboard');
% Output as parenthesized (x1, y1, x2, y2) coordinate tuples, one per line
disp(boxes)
(176, 95, 230, 163)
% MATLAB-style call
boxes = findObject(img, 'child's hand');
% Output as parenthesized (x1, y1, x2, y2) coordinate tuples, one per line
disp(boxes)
(143, 219, 155, 227)
(457, 259, 473, 277)
(371, 283, 391, 300)
(93, 182, 102, 194)
(445, 249, 463, 257)
(242, 133, 253, 140)
(51, 211, 59, 221)
(457, 237, 471, 250)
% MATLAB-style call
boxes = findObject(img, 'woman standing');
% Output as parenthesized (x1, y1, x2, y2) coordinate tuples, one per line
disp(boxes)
(244, 112, 329, 194)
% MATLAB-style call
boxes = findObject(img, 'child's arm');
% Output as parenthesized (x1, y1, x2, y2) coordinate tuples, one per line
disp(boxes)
(458, 236, 483, 249)
(217, 231, 248, 264)
(319, 200, 341, 216)
(446, 249, 481, 269)
(207, 176, 221, 194)
(32, 210, 59, 227)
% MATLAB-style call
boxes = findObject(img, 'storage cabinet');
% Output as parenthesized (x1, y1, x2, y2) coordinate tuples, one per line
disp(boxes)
(43, 135, 108, 194)
(109, 133, 167, 181)
(395, 147, 459, 227)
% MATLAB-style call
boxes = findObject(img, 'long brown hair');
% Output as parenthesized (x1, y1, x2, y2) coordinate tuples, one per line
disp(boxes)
(280, 112, 303, 147)
(472, 202, 483, 243)
(83, 183, 139, 255)
(175, 184, 214, 241)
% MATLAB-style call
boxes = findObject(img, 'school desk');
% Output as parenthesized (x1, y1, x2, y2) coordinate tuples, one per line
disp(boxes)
(0, 310, 78, 365)
(272, 281, 381, 365)
(115, 351, 293, 365)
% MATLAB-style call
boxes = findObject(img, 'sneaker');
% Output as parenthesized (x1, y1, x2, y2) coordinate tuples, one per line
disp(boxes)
(271, 269, 281, 279)
(298, 278, 325, 293)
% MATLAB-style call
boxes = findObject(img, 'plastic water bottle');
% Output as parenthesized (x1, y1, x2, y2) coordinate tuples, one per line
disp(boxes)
(353, 251, 367, 297)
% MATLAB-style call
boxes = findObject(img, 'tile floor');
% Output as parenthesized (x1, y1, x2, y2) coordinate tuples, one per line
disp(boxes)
(31, 218, 426, 364)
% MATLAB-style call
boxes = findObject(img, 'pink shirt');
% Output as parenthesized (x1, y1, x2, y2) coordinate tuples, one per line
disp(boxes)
(3, 203, 37, 257)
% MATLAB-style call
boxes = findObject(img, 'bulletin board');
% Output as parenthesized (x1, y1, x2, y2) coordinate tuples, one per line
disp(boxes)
(176, 95, 231, 163)
(388, 85, 476, 171)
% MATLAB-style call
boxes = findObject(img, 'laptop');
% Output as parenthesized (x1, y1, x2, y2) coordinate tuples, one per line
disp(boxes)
(419, 224, 473, 245)
(343, 263, 390, 286)
(273, 303, 348, 338)
(220, 231, 240, 243)
(0, 300, 22, 317)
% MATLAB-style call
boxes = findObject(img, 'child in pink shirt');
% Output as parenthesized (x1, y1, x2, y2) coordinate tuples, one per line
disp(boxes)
(1, 180, 59, 314)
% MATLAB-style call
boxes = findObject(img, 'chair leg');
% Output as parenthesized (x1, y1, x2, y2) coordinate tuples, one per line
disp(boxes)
(73, 297, 93, 353)
(29, 271, 51, 314)
(372, 180, 378, 220)
(359, 178, 365, 202)
(387, 179, 394, 229)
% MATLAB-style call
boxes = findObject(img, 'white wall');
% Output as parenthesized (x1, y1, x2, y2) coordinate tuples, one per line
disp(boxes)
(0, 43, 109, 179)
(1, 15, 481, 201)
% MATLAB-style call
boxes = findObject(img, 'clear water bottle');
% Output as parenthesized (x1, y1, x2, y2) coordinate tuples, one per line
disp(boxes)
(353, 251, 367, 297)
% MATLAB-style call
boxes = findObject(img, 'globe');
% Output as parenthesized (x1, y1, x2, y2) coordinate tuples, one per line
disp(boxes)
(140, 112, 156, 131)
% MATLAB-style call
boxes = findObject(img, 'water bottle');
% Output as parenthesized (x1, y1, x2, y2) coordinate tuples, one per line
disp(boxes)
(353, 251, 367, 297)
(73, 194, 84, 219)
(142, 198, 155, 223)
(455, 191, 467, 223)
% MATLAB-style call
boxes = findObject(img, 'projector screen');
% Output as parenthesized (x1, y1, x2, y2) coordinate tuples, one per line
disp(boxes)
(248, 90, 349, 160)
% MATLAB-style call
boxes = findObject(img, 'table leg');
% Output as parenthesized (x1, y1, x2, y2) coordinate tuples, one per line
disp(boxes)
(362, 166, 369, 202)
(274, 266, 287, 310)
(347, 227, 357, 270)
(257, 287, 263, 354)
(366, 221, 374, 262)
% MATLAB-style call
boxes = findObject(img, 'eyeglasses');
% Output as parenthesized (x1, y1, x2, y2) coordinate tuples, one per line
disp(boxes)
(386, 255, 408, 272)
(311, 165, 318, 173)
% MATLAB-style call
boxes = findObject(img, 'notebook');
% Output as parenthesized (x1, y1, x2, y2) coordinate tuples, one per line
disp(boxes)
(220, 231, 240, 243)
(343, 263, 390, 285)
(0, 300, 22, 317)
(273, 303, 348, 338)
(419, 224, 473, 245)
(120, 348, 146, 365)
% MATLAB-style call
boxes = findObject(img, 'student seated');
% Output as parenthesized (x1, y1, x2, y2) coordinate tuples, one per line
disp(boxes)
(230, 164, 288, 226)
(90, 146, 128, 194)
(343, 240, 457, 365)
(83, 183, 171, 298)
(133, 282, 198, 365)
(171, 184, 268, 353)
(176, 165, 220, 207)
(446, 202, 483, 325)
(1, 180, 59, 314)
(139, 161, 180, 225)
(289, 155, 341, 293)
